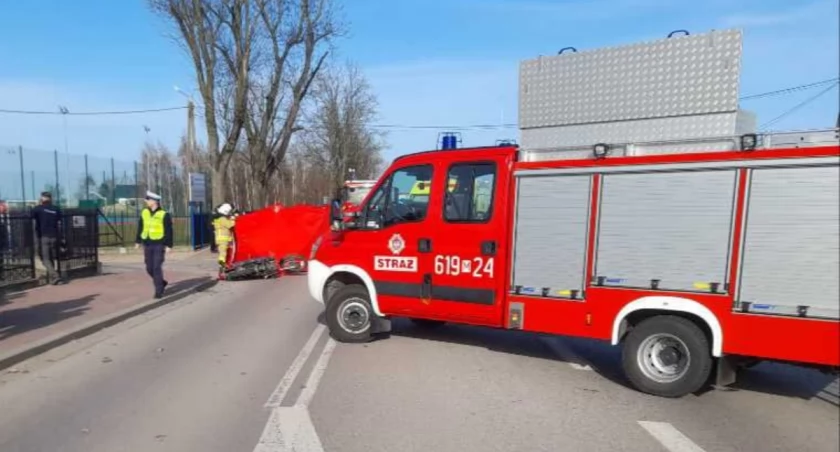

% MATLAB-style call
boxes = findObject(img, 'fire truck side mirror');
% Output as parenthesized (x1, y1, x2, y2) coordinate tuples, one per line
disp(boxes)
(330, 200, 342, 223)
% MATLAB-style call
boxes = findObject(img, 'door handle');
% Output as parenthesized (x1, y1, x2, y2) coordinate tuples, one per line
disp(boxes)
(422, 273, 432, 300)
(481, 240, 496, 256)
(418, 238, 432, 253)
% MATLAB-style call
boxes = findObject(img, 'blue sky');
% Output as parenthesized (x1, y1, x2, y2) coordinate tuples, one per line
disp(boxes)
(0, 0, 838, 185)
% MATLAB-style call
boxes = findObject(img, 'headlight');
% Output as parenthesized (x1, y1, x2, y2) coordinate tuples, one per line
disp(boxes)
(309, 235, 324, 260)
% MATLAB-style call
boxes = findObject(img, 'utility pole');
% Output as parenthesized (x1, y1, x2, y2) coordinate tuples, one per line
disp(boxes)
(187, 100, 196, 154)
(143, 125, 151, 192)
(17, 147, 25, 205)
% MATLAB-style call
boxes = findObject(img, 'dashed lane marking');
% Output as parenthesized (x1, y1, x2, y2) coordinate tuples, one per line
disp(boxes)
(296, 337, 337, 408)
(638, 421, 707, 452)
(264, 324, 326, 408)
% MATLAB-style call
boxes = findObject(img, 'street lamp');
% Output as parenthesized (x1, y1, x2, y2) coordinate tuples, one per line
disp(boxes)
(58, 105, 70, 206)
(174, 85, 197, 156)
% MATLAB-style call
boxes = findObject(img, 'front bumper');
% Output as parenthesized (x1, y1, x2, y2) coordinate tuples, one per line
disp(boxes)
(307, 259, 330, 304)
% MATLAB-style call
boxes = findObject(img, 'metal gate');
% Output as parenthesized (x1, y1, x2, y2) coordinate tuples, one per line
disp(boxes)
(58, 209, 100, 277)
(190, 204, 213, 250)
(0, 213, 37, 287)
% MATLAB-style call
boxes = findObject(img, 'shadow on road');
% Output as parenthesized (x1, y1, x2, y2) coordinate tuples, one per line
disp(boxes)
(0, 291, 27, 307)
(0, 294, 97, 341)
(362, 316, 838, 402)
(386, 318, 633, 389)
(731, 363, 839, 404)
(163, 277, 215, 296)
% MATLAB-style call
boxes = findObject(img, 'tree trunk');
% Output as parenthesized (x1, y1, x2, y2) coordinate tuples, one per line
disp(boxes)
(211, 166, 226, 208)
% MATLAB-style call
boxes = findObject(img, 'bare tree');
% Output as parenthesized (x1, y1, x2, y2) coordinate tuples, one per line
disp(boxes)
(150, 0, 255, 205)
(151, 0, 340, 208)
(244, 0, 339, 206)
(302, 62, 385, 192)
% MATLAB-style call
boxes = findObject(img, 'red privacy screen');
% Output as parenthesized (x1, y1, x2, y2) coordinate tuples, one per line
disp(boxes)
(230, 203, 329, 265)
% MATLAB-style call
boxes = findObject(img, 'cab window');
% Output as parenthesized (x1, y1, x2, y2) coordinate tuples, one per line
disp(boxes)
(443, 163, 496, 223)
(364, 164, 433, 227)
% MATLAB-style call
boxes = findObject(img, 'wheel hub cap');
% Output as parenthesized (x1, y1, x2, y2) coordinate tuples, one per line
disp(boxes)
(338, 299, 370, 333)
(637, 333, 691, 384)
(658, 347, 681, 366)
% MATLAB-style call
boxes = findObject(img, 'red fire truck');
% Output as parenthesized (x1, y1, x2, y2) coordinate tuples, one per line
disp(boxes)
(309, 29, 840, 397)
(307, 129, 840, 397)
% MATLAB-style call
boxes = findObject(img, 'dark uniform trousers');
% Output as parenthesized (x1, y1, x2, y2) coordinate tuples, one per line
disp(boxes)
(144, 243, 167, 295)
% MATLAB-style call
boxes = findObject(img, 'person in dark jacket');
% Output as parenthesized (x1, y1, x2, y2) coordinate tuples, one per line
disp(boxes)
(30, 192, 65, 285)
(135, 191, 173, 298)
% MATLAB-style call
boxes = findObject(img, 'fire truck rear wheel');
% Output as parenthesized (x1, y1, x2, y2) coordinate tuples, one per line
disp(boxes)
(621, 315, 712, 398)
(326, 284, 373, 343)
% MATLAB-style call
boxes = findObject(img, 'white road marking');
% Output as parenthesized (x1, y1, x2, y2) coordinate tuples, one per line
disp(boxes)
(264, 324, 326, 408)
(254, 325, 336, 452)
(296, 338, 337, 408)
(252, 405, 325, 452)
(638, 421, 707, 452)
(817, 378, 840, 406)
(540, 336, 593, 371)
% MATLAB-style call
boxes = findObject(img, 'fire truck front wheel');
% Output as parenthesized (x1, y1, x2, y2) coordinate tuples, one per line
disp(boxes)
(621, 315, 712, 398)
(326, 284, 373, 343)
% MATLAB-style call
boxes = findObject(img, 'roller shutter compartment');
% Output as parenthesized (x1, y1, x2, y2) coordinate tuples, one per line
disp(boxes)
(512, 174, 591, 299)
(595, 170, 737, 292)
(738, 165, 840, 319)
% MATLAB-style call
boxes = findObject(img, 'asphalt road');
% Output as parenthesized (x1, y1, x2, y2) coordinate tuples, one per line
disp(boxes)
(0, 276, 837, 452)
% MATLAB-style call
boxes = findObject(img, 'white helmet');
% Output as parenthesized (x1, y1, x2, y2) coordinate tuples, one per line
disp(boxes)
(217, 203, 233, 216)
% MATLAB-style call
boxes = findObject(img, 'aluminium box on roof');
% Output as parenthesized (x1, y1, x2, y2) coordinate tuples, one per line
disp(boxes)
(518, 29, 750, 150)
(519, 110, 756, 156)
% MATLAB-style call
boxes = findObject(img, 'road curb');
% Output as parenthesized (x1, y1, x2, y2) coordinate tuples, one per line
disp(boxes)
(0, 278, 218, 371)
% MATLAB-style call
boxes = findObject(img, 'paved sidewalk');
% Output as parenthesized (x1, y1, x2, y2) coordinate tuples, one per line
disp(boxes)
(98, 246, 207, 262)
(0, 266, 217, 370)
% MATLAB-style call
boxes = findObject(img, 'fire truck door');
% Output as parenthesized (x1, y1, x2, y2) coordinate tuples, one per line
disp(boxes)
(427, 156, 510, 327)
(359, 164, 438, 317)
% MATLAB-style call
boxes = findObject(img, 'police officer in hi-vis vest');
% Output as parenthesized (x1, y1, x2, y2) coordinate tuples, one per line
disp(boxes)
(135, 191, 173, 298)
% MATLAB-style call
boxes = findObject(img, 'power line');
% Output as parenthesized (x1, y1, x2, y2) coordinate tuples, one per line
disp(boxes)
(760, 81, 839, 130)
(0, 106, 187, 116)
(0, 78, 835, 130)
(740, 77, 840, 101)
(371, 77, 840, 131)
(371, 123, 517, 130)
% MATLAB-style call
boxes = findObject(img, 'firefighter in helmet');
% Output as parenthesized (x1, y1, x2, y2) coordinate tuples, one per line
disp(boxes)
(213, 203, 236, 271)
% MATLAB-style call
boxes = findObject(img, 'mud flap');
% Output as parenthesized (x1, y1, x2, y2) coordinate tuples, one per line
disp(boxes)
(371, 315, 392, 334)
(714, 355, 738, 389)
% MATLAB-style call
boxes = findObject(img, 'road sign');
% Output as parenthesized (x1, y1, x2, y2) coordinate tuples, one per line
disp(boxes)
(189, 173, 206, 204)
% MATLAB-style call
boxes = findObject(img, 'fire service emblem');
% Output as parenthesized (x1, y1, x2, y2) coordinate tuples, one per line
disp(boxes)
(388, 234, 406, 255)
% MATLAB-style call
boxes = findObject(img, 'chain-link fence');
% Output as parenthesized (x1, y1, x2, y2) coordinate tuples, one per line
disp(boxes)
(1, 146, 208, 248)
(1, 146, 203, 214)
(1, 146, 139, 210)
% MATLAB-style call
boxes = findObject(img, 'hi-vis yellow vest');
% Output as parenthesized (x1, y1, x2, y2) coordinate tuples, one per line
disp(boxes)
(141, 208, 167, 240)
